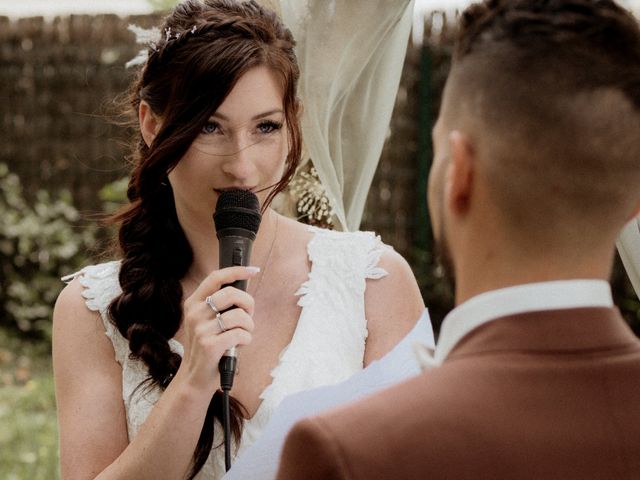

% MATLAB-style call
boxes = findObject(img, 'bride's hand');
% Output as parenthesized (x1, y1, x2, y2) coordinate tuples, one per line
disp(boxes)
(177, 266, 258, 396)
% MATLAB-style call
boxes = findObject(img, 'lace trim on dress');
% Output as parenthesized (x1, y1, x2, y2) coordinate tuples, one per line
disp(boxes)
(259, 227, 388, 410)
(62, 261, 128, 365)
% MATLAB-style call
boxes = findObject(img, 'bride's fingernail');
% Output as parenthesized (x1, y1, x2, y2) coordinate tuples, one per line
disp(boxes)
(246, 266, 261, 273)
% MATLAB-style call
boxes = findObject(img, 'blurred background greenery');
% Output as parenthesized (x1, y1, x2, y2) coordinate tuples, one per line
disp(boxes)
(0, 329, 58, 480)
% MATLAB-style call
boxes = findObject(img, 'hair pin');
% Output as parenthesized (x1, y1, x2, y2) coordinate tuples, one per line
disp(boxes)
(125, 23, 199, 69)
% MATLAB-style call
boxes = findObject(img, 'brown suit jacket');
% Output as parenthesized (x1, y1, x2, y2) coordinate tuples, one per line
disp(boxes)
(276, 308, 640, 479)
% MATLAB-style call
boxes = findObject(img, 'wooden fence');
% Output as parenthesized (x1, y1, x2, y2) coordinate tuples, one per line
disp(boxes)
(0, 13, 456, 259)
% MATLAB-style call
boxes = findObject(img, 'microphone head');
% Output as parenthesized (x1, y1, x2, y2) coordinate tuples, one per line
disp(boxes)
(213, 189, 262, 236)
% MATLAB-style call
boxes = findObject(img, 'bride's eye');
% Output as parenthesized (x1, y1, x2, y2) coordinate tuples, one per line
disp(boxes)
(257, 120, 283, 134)
(201, 121, 221, 135)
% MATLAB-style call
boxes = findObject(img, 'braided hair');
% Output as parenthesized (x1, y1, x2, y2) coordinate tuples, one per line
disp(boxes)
(108, 1, 301, 477)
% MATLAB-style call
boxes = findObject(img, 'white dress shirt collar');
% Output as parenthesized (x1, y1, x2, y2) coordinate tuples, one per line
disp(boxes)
(416, 280, 613, 369)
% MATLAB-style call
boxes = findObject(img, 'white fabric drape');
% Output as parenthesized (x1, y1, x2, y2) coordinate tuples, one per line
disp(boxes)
(617, 216, 640, 299)
(263, 0, 415, 231)
(258, 1, 640, 303)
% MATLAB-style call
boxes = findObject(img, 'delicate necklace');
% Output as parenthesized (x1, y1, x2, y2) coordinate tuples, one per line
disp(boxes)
(249, 213, 279, 298)
(184, 213, 280, 294)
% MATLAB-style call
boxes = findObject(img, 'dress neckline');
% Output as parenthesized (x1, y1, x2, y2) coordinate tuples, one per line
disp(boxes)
(166, 229, 321, 422)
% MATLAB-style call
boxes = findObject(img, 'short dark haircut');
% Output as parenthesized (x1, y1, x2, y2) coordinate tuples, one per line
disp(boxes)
(443, 0, 640, 243)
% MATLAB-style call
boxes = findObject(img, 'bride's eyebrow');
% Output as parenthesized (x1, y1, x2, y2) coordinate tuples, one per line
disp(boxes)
(210, 109, 284, 121)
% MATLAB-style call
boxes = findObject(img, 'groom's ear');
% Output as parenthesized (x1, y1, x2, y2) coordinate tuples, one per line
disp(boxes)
(446, 130, 475, 218)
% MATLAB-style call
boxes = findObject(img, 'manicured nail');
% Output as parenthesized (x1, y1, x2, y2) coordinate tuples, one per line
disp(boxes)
(246, 266, 261, 273)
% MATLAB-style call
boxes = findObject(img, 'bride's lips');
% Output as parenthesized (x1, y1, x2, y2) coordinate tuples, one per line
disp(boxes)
(214, 187, 257, 194)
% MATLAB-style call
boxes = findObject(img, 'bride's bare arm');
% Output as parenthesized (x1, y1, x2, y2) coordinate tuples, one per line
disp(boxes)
(53, 267, 257, 480)
(53, 278, 131, 479)
(363, 248, 426, 366)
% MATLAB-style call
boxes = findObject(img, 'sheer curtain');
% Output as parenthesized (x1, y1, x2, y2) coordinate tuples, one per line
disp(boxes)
(261, 0, 415, 231)
(257, 0, 640, 298)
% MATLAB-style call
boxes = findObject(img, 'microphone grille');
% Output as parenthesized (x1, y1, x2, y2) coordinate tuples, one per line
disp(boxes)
(213, 190, 262, 234)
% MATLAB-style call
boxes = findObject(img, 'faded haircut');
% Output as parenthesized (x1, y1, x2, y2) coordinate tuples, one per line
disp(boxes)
(443, 0, 640, 240)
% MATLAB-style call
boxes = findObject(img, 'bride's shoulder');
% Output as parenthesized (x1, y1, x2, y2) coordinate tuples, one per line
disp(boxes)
(58, 260, 122, 313)
(276, 215, 315, 247)
(276, 216, 395, 262)
(61, 260, 121, 284)
(53, 262, 117, 349)
(306, 224, 390, 253)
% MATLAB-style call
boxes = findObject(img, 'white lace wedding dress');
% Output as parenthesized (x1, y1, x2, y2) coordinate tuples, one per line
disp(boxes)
(65, 227, 390, 479)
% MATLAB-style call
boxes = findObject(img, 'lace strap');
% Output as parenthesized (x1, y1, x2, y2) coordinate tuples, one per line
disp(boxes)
(363, 234, 389, 280)
(295, 227, 390, 321)
(62, 261, 129, 365)
(306, 226, 389, 279)
(261, 228, 390, 408)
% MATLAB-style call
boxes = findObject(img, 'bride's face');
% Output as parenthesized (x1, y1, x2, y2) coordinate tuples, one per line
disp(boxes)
(169, 65, 289, 223)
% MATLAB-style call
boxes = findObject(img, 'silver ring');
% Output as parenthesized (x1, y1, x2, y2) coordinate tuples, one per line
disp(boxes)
(205, 295, 220, 315)
(216, 313, 227, 333)
(205, 295, 227, 332)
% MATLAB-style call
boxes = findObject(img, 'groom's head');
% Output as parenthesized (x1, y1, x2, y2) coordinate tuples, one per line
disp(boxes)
(429, 0, 640, 291)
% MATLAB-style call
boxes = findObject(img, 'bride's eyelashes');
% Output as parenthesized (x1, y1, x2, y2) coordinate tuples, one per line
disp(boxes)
(256, 120, 283, 134)
(200, 119, 283, 136)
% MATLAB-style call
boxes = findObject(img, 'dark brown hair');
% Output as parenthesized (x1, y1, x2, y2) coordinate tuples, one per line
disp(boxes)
(444, 0, 640, 240)
(108, 1, 301, 477)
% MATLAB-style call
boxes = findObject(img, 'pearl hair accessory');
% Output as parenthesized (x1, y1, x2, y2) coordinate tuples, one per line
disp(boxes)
(125, 24, 198, 69)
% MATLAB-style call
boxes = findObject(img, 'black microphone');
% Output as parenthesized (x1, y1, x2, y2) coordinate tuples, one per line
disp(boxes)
(213, 189, 261, 472)
(213, 189, 261, 389)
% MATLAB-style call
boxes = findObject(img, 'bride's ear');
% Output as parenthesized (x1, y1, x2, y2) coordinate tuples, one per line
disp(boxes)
(139, 101, 161, 147)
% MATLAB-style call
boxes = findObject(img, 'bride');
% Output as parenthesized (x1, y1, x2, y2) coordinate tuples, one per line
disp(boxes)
(52, 1, 427, 479)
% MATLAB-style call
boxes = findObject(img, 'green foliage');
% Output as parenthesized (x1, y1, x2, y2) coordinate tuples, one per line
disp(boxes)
(0, 328, 59, 480)
(99, 176, 129, 214)
(0, 164, 97, 340)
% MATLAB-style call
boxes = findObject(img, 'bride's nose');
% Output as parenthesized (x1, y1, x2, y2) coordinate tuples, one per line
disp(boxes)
(220, 143, 256, 179)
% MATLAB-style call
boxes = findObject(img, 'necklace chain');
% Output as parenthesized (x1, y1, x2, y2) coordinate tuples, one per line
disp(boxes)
(249, 213, 279, 298)
(183, 214, 279, 296)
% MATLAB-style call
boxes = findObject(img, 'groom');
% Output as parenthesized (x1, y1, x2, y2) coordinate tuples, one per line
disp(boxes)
(276, 0, 640, 478)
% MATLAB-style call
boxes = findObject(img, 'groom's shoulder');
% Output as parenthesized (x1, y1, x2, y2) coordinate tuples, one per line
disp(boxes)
(314, 347, 528, 426)
(326, 359, 489, 430)
(278, 366, 483, 479)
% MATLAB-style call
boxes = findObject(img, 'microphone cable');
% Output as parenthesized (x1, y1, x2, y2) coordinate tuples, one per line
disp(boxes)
(219, 350, 238, 472)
